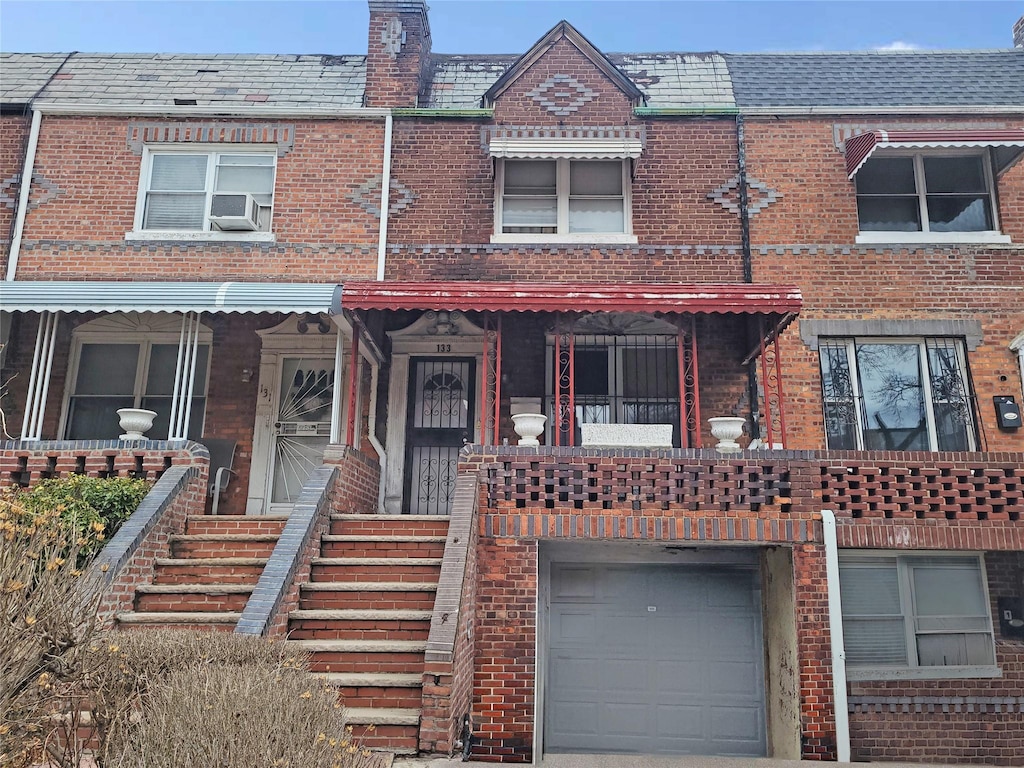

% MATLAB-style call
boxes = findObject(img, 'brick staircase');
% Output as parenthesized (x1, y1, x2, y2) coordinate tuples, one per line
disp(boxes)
(289, 513, 449, 755)
(116, 515, 287, 630)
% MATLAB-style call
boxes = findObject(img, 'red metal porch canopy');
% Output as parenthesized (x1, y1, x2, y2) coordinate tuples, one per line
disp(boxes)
(845, 129, 1024, 178)
(335, 281, 802, 316)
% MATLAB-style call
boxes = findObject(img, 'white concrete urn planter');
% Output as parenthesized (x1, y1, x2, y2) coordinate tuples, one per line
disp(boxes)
(708, 416, 746, 454)
(511, 412, 547, 446)
(116, 408, 157, 440)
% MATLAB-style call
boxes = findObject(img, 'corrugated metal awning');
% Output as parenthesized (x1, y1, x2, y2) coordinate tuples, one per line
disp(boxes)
(845, 129, 1024, 178)
(483, 126, 646, 159)
(0, 281, 340, 314)
(336, 281, 802, 315)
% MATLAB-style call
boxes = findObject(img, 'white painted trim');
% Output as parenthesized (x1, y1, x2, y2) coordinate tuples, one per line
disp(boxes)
(124, 231, 277, 243)
(35, 103, 391, 118)
(1010, 331, 1024, 402)
(855, 231, 1012, 245)
(821, 510, 851, 763)
(5, 109, 41, 282)
(247, 315, 345, 515)
(846, 665, 1002, 681)
(490, 233, 639, 245)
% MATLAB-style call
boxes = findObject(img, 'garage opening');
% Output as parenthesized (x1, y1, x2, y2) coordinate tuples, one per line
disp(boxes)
(544, 560, 767, 757)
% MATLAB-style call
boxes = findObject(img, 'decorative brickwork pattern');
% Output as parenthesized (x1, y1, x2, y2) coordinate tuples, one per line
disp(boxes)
(347, 174, 417, 217)
(126, 121, 296, 156)
(524, 74, 598, 116)
(821, 461, 1024, 520)
(707, 174, 780, 216)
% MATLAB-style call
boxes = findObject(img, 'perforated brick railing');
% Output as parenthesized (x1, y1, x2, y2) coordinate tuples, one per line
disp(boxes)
(464, 447, 1024, 522)
(820, 459, 1024, 520)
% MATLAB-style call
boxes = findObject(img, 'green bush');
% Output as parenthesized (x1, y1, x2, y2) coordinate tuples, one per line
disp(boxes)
(17, 475, 151, 557)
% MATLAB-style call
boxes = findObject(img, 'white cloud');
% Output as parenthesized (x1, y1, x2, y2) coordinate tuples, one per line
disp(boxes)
(875, 40, 923, 51)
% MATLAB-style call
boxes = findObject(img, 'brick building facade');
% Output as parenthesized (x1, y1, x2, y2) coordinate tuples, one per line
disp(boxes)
(2, 3, 1024, 764)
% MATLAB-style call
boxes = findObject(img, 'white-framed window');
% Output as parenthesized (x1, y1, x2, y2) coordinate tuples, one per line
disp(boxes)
(131, 146, 276, 238)
(818, 337, 976, 451)
(61, 315, 212, 440)
(493, 158, 635, 243)
(854, 151, 1009, 244)
(839, 553, 997, 678)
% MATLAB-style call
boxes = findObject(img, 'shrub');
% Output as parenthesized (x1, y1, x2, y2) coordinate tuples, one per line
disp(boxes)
(83, 630, 377, 768)
(0, 491, 105, 768)
(17, 476, 151, 558)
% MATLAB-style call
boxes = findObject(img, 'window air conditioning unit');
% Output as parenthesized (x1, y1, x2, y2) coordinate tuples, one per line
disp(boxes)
(209, 193, 260, 231)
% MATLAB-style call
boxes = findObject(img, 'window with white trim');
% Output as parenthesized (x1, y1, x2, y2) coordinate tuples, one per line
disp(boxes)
(818, 337, 976, 451)
(64, 325, 210, 441)
(496, 159, 631, 237)
(855, 152, 1000, 237)
(136, 148, 275, 233)
(840, 553, 996, 673)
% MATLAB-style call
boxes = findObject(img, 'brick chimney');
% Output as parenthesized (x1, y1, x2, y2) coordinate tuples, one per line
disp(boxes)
(365, 0, 432, 107)
(1014, 15, 1024, 48)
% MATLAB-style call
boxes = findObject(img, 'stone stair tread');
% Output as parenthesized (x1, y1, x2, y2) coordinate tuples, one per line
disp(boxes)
(312, 557, 442, 566)
(291, 609, 432, 621)
(331, 514, 449, 521)
(136, 583, 254, 594)
(344, 707, 421, 726)
(188, 514, 290, 522)
(170, 533, 281, 542)
(300, 581, 438, 592)
(322, 535, 447, 542)
(155, 557, 269, 566)
(319, 672, 423, 688)
(291, 639, 427, 653)
(117, 611, 242, 624)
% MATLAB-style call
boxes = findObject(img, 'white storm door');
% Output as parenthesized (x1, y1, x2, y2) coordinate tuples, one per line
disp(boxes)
(267, 356, 335, 514)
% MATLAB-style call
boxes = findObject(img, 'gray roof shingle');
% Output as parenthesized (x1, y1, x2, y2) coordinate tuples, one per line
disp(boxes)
(723, 50, 1024, 107)
(2, 48, 1022, 111)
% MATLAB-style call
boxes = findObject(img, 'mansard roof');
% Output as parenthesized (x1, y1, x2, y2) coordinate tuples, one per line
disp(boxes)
(2, 47, 1022, 111)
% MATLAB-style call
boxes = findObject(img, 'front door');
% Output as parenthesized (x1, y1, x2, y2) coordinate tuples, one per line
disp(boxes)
(267, 356, 334, 514)
(404, 358, 475, 515)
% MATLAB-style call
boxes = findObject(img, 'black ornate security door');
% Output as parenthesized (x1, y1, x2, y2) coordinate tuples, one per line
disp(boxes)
(405, 358, 475, 515)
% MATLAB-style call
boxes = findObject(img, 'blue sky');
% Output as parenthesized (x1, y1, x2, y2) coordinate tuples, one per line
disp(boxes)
(1, 1, 1021, 55)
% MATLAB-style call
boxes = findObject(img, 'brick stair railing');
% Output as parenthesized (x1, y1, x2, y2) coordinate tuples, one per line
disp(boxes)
(289, 513, 449, 755)
(116, 515, 287, 631)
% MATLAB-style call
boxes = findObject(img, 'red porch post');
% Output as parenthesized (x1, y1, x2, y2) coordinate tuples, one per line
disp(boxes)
(345, 331, 360, 447)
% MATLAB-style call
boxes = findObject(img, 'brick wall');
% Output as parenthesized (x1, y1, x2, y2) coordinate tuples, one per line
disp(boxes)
(744, 116, 1024, 245)
(365, 1, 431, 108)
(325, 443, 381, 514)
(0, 113, 29, 268)
(757, 244, 1024, 453)
(13, 115, 384, 280)
(846, 552, 1024, 766)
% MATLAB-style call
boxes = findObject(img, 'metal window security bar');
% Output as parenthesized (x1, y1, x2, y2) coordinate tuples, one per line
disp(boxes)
(20, 310, 61, 440)
(550, 314, 687, 447)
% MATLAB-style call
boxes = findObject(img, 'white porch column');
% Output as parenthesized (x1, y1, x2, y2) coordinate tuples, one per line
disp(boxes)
(330, 327, 345, 444)
(1012, 331, 1024, 402)
(168, 311, 202, 440)
(20, 310, 60, 440)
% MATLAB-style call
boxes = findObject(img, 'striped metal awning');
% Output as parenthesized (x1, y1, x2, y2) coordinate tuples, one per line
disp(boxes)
(0, 281, 341, 314)
(845, 129, 1024, 178)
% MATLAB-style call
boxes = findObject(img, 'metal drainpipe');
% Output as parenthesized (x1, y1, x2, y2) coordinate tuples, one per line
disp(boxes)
(736, 114, 762, 439)
(375, 111, 394, 281)
(822, 509, 852, 762)
(5, 109, 41, 282)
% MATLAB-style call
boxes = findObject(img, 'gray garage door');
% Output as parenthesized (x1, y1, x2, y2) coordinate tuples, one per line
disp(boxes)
(546, 563, 766, 756)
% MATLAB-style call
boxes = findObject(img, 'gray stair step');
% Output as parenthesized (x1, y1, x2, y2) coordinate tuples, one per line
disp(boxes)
(312, 557, 442, 566)
(319, 672, 423, 688)
(135, 583, 254, 594)
(321, 535, 447, 543)
(345, 707, 421, 726)
(300, 582, 437, 592)
(331, 514, 449, 521)
(154, 557, 268, 566)
(170, 533, 280, 542)
(117, 611, 241, 624)
(290, 639, 427, 654)
(291, 609, 432, 621)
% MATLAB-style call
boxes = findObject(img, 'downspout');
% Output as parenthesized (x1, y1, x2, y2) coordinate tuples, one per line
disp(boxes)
(376, 111, 394, 281)
(6, 50, 76, 282)
(821, 509, 851, 763)
(736, 114, 761, 440)
(5, 108, 41, 282)
(367, 362, 387, 512)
